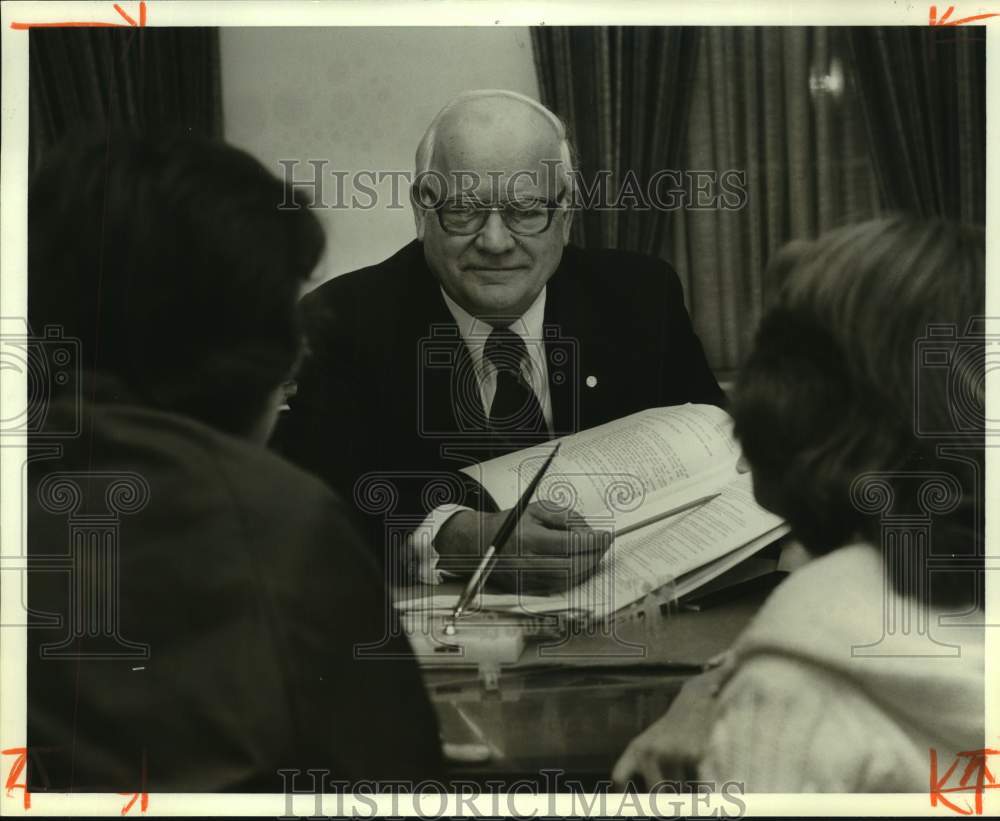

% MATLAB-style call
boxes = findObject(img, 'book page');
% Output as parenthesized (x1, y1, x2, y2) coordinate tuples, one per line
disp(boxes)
(670, 525, 790, 601)
(399, 472, 786, 617)
(460, 404, 739, 521)
(550, 472, 785, 616)
(611, 461, 738, 534)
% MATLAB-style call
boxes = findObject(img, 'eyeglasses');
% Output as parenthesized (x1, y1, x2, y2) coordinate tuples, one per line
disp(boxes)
(434, 199, 564, 237)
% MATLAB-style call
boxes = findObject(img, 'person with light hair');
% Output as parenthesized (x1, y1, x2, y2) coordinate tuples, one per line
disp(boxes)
(277, 89, 724, 590)
(613, 217, 984, 792)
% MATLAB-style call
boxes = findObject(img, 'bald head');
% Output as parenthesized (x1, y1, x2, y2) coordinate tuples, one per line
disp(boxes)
(427, 93, 562, 180)
(414, 90, 575, 206)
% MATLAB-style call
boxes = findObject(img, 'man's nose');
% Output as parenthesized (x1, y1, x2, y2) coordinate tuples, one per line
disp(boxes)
(474, 210, 516, 254)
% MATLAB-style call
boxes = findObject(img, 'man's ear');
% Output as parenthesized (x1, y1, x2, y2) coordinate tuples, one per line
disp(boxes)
(410, 184, 427, 240)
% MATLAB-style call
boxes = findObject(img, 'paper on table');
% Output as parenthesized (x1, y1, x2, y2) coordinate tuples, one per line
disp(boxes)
(395, 473, 785, 618)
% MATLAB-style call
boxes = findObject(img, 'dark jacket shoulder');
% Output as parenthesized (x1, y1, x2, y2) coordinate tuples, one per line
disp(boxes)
(302, 242, 426, 319)
(554, 244, 683, 300)
(28, 399, 441, 791)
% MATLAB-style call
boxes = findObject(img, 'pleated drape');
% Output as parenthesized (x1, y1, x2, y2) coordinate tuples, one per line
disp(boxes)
(29, 28, 222, 170)
(532, 27, 701, 253)
(533, 27, 886, 375)
(670, 28, 880, 373)
(847, 26, 985, 225)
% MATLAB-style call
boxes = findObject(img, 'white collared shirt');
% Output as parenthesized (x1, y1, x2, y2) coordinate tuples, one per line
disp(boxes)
(406, 287, 553, 584)
(438, 286, 553, 432)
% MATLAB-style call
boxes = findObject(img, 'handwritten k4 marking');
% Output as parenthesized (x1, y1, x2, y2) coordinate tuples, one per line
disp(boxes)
(930, 747, 1000, 815)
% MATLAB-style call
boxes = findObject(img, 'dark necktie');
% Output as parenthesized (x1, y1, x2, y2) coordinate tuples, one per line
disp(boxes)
(483, 327, 547, 445)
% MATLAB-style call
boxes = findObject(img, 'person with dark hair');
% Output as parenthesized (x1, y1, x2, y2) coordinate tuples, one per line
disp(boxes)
(26, 133, 442, 792)
(614, 217, 984, 792)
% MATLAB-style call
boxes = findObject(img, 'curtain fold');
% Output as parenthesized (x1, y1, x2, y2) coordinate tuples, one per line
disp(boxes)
(670, 28, 882, 372)
(532, 25, 986, 371)
(532, 26, 701, 253)
(846, 27, 985, 225)
(533, 26, 882, 374)
(29, 28, 222, 170)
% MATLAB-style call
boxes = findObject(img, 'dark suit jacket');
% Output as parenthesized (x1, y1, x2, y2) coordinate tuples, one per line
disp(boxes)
(27, 384, 442, 792)
(276, 240, 724, 560)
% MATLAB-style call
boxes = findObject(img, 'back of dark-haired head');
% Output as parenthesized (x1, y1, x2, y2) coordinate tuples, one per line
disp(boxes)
(732, 217, 985, 606)
(29, 131, 325, 436)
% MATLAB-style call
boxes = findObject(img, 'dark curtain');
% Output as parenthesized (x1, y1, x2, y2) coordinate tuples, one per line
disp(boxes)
(847, 27, 986, 225)
(531, 27, 701, 253)
(29, 28, 222, 170)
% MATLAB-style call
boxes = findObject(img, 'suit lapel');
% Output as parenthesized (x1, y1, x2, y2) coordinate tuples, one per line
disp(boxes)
(392, 243, 488, 444)
(544, 246, 607, 435)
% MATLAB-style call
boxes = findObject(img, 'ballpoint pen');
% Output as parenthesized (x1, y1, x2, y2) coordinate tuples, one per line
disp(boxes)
(445, 443, 561, 634)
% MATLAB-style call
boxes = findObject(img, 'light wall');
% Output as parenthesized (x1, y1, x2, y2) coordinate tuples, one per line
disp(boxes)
(221, 27, 540, 285)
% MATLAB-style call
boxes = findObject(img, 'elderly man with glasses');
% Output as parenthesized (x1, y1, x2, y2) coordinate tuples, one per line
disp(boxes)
(277, 90, 724, 592)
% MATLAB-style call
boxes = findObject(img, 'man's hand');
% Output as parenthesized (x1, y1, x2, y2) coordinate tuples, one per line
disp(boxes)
(435, 502, 612, 593)
(611, 663, 728, 790)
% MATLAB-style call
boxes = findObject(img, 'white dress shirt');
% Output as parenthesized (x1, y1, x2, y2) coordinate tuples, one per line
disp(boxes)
(406, 287, 552, 583)
(438, 287, 553, 432)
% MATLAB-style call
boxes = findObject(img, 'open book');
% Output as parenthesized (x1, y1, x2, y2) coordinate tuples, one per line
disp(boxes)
(399, 404, 789, 618)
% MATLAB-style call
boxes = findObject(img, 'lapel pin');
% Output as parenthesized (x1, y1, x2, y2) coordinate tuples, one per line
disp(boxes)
(586, 375, 598, 388)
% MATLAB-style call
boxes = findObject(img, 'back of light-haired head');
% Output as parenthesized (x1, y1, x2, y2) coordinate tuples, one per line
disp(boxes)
(732, 216, 984, 606)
